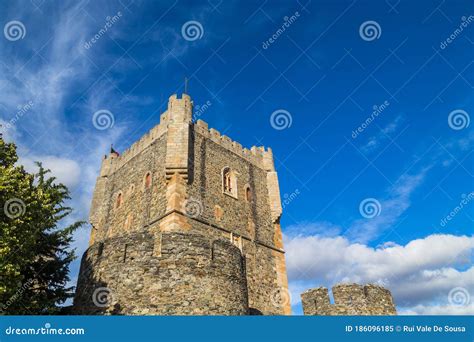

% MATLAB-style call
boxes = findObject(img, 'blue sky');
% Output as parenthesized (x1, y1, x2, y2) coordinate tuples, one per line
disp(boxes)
(0, 0, 473, 315)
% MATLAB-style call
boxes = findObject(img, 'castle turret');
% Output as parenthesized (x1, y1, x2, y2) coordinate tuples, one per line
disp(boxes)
(164, 94, 192, 181)
(166, 93, 193, 123)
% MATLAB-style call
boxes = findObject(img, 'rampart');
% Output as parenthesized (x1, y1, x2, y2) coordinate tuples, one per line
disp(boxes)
(74, 231, 249, 315)
(301, 284, 397, 315)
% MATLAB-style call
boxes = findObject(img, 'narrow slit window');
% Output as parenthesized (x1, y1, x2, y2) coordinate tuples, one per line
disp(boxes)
(145, 172, 152, 189)
(116, 192, 123, 208)
(245, 187, 252, 202)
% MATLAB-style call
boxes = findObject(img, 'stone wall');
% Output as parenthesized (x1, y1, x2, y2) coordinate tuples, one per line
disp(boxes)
(88, 134, 168, 245)
(74, 231, 248, 315)
(180, 217, 288, 315)
(189, 130, 274, 245)
(301, 284, 397, 315)
(186, 127, 290, 314)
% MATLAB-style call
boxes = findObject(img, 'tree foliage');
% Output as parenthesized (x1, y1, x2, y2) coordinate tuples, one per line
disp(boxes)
(0, 135, 83, 314)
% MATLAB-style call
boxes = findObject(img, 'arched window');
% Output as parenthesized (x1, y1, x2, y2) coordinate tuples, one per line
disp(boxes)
(145, 172, 152, 189)
(222, 167, 237, 198)
(116, 192, 123, 208)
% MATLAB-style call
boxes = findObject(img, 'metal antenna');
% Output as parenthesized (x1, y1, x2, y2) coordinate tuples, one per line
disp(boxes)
(184, 77, 188, 94)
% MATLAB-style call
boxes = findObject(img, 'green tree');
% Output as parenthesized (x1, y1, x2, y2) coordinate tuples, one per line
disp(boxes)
(0, 134, 83, 314)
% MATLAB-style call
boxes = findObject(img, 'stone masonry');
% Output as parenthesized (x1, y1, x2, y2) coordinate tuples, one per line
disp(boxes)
(73, 93, 290, 315)
(74, 231, 248, 315)
(301, 284, 397, 315)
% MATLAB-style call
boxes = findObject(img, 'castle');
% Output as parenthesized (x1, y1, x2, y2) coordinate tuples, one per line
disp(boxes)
(73, 93, 290, 315)
(73, 93, 397, 316)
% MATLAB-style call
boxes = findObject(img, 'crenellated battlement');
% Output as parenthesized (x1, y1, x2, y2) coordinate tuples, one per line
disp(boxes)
(301, 283, 397, 316)
(100, 94, 192, 176)
(100, 94, 275, 177)
(194, 119, 275, 171)
(101, 121, 167, 176)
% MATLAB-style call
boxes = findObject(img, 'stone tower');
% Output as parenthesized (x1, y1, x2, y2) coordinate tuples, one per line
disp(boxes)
(73, 93, 290, 315)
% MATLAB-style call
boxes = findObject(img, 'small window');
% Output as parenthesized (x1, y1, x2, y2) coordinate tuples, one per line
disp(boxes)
(245, 186, 252, 202)
(145, 172, 152, 189)
(222, 167, 237, 198)
(116, 192, 123, 208)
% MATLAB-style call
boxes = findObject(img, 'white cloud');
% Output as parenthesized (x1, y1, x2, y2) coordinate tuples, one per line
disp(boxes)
(286, 233, 474, 314)
(1, 121, 83, 191)
(20, 155, 81, 190)
(399, 303, 474, 315)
